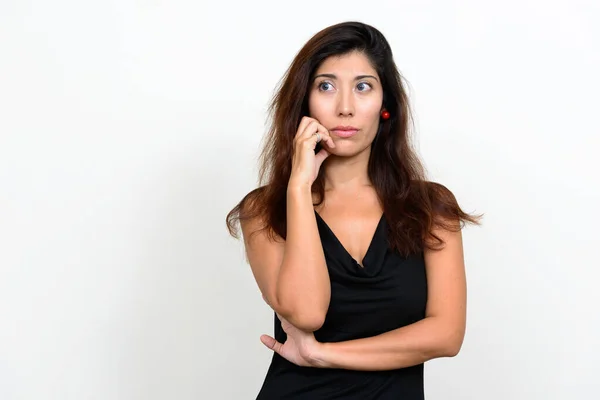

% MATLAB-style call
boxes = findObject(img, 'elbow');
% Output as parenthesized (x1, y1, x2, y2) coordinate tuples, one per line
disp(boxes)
(440, 332, 464, 358)
(273, 288, 329, 332)
(290, 315, 326, 332)
(272, 298, 326, 331)
(266, 293, 326, 331)
(442, 341, 462, 357)
(279, 307, 326, 332)
(425, 320, 464, 359)
(430, 317, 465, 358)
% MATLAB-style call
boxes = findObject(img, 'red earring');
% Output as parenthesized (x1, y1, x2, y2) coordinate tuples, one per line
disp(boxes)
(381, 109, 390, 120)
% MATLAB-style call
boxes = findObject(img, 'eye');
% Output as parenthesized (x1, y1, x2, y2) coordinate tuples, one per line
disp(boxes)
(318, 81, 334, 91)
(356, 82, 372, 92)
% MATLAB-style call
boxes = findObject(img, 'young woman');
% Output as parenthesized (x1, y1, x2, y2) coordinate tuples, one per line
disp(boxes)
(226, 21, 482, 399)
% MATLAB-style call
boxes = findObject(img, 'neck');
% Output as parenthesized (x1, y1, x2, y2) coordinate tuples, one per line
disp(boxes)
(322, 147, 372, 192)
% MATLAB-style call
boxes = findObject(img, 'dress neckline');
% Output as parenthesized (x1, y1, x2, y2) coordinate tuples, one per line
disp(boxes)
(314, 210, 385, 269)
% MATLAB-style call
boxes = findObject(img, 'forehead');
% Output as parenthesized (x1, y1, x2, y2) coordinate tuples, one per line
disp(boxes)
(314, 51, 377, 76)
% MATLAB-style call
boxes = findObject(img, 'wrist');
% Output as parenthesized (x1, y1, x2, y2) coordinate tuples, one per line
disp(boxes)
(287, 180, 312, 195)
(309, 342, 332, 368)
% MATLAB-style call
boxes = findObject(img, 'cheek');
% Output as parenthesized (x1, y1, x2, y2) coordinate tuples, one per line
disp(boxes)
(358, 101, 382, 122)
(308, 95, 331, 118)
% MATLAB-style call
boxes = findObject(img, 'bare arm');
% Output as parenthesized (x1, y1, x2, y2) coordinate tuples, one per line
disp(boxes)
(242, 117, 335, 332)
(312, 221, 467, 370)
(242, 185, 330, 332)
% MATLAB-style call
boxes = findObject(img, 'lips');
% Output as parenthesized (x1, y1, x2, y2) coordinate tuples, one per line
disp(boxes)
(331, 126, 359, 138)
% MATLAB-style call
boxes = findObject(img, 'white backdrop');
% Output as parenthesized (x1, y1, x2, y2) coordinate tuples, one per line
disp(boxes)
(1, 1, 599, 399)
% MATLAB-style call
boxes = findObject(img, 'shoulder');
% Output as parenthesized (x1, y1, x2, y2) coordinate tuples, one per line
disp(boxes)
(416, 181, 462, 249)
(238, 185, 266, 226)
(407, 180, 459, 219)
(417, 180, 460, 222)
(422, 180, 458, 204)
(238, 185, 282, 244)
(238, 186, 263, 214)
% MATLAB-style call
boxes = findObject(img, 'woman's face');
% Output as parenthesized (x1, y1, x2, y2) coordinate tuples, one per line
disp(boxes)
(308, 51, 384, 156)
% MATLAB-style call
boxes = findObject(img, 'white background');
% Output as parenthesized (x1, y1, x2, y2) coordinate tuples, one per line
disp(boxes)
(1, 0, 599, 399)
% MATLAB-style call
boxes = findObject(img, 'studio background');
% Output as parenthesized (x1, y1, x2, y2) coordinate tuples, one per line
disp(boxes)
(1, 0, 598, 399)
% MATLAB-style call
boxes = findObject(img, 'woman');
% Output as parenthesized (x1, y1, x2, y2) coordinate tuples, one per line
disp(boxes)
(226, 21, 482, 399)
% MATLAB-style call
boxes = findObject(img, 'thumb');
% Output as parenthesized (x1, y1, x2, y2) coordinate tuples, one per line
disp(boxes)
(260, 334, 282, 354)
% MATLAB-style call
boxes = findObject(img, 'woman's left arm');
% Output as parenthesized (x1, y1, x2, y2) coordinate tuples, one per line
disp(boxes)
(312, 223, 467, 371)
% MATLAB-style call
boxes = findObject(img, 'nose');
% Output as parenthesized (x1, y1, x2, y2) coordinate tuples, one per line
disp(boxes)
(336, 88, 354, 117)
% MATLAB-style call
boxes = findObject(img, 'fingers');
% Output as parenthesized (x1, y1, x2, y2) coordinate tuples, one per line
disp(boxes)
(295, 118, 335, 149)
(296, 116, 313, 137)
(312, 123, 335, 148)
(300, 120, 330, 143)
(314, 147, 331, 166)
(260, 334, 281, 353)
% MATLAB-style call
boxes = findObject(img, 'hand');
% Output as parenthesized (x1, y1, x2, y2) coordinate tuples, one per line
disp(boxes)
(260, 313, 322, 367)
(288, 117, 336, 187)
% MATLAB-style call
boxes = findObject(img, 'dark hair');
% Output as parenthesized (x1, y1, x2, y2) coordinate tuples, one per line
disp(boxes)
(226, 21, 482, 256)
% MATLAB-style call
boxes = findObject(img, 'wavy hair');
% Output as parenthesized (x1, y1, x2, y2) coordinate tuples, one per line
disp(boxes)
(226, 21, 481, 256)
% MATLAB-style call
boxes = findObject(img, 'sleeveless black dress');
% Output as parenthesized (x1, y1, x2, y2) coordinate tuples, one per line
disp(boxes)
(256, 211, 428, 399)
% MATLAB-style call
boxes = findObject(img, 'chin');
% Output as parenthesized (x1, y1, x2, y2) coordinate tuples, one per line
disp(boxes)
(329, 140, 373, 157)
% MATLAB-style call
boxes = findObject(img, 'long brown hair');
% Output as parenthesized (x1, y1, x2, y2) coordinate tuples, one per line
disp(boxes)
(226, 21, 482, 256)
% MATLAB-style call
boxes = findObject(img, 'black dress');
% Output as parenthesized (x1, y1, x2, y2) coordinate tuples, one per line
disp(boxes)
(256, 211, 428, 399)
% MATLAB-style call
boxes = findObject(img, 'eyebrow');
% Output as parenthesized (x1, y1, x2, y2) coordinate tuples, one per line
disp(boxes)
(313, 73, 379, 82)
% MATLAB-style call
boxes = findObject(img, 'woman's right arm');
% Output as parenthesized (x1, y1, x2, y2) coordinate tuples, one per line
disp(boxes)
(241, 184, 330, 332)
(241, 117, 335, 332)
